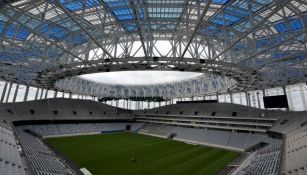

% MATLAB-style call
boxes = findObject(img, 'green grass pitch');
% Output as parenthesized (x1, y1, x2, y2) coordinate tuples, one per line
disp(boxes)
(47, 132, 240, 175)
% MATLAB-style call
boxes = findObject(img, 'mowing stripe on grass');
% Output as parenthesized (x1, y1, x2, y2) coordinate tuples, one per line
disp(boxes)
(47, 132, 240, 175)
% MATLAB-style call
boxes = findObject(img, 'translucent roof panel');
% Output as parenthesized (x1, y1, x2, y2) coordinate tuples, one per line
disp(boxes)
(59, 0, 101, 11)
(0, 22, 30, 40)
(148, 7, 183, 19)
(274, 18, 304, 33)
(212, 0, 230, 5)
(211, 13, 242, 26)
(104, 0, 144, 31)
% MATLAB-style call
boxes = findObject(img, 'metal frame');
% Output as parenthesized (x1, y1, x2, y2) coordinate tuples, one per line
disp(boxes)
(0, 0, 306, 99)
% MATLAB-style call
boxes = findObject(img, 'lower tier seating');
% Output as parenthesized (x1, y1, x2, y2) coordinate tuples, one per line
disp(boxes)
(0, 121, 26, 175)
(15, 128, 76, 175)
(232, 142, 282, 175)
(138, 124, 277, 151)
(281, 125, 307, 175)
(19, 122, 145, 137)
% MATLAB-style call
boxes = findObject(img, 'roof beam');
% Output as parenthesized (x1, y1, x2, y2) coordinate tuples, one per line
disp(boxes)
(181, 0, 212, 58)
(130, 0, 148, 58)
(209, 0, 290, 62)
(54, 0, 114, 59)
(1, 10, 86, 63)
(0, 0, 19, 9)
(242, 29, 307, 64)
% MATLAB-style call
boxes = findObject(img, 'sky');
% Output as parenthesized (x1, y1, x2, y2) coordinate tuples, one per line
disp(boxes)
(80, 71, 203, 85)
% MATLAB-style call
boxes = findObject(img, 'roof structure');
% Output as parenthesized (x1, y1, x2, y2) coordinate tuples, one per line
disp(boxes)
(0, 0, 306, 99)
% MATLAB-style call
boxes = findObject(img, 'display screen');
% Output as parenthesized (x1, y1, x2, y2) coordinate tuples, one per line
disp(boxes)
(263, 95, 289, 108)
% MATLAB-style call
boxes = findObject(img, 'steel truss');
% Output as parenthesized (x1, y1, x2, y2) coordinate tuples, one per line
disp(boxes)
(0, 0, 306, 99)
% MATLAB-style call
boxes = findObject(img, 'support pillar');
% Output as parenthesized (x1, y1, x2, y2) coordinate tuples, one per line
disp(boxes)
(230, 93, 233, 103)
(5, 83, 13, 103)
(40, 89, 44, 99)
(23, 85, 29, 102)
(286, 88, 294, 111)
(256, 92, 261, 109)
(248, 93, 251, 107)
(129, 100, 132, 109)
(245, 92, 249, 106)
(299, 85, 307, 111)
(13, 84, 19, 102)
(35, 88, 39, 100)
(44, 90, 48, 99)
(0, 82, 8, 103)
(54, 91, 58, 98)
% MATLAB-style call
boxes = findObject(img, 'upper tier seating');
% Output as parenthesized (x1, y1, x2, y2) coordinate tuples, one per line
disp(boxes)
(134, 103, 283, 134)
(0, 98, 132, 122)
(0, 121, 26, 175)
(269, 112, 307, 135)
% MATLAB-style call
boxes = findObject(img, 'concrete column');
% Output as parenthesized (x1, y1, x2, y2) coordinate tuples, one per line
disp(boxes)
(256, 92, 261, 109)
(0, 82, 8, 103)
(69, 93, 72, 99)
(23, 85, 29, 102)
(299, 85, 307, 111)
(5, 83, 13, 103)
(129, 100, 132, 109)
(286, 88, 294, 111)
(40, 89, 44, 99)
(35, 88, 39, 100)
(248, 93, 251, 107)
(54, 91, 58, 98)
(245, 92, 249, 106)
(230, 93, 233, 103)
(239, 93, 243, 105)
(281, 87, 285, 95)
(44, 90, 48, 99)
(62, 92, 64, 98)
(13, 84, 19, 102)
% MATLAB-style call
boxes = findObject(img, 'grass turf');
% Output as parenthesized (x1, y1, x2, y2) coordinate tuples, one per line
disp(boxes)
(47, 133, 240, 175)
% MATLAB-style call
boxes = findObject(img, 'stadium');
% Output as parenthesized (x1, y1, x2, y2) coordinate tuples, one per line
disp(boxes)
(0, 0, 307, 174)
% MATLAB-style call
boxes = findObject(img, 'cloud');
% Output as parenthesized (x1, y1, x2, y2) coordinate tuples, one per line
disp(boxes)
(80, 71, 203, 85)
